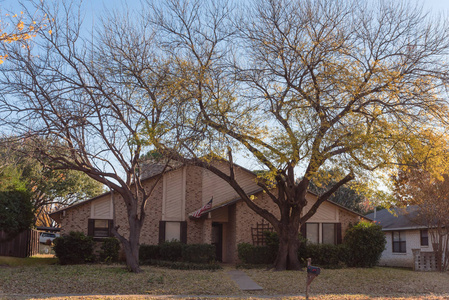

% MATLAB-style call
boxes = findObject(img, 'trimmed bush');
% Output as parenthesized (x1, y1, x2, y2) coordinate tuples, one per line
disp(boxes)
(159, 241, 184, 261)
(140, 242, 216, 264)
(139, 244, 161, 261)
(237, 243, 274, 265)
(53, 231, 94, 265)
(299, 243, 348, 268)
(343, 221, 386, 267)
(99, 237, 120, 263)
(182, 244, 215, 263)
(145, 259, 222, 270)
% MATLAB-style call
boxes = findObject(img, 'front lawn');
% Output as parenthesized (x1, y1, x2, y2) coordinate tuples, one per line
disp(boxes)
(0, 262, 448, 299)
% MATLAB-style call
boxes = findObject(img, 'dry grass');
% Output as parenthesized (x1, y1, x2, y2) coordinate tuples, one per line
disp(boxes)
(1, 260, 449, 300)
(0, 255, 57, 267)
(246, 267, 449, 298)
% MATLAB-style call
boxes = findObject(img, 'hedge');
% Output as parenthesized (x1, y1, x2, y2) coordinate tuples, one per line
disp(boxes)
(140, 241, 216, 264)
(237, 222, 386, 268)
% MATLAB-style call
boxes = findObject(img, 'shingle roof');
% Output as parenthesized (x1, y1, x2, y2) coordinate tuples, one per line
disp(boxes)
(365, 206, 427, 231)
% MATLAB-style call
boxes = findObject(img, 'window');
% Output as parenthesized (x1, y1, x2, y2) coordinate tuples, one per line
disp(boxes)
(302, 223, 342, 244)
(420, 229, 429, 246)
(392, 231, 406, 253)
(306, 223, 319, 244)
(88, 219, 113, 238)
(165, 222, 181, 241)
(159, 221, 187, 243)
(322, 223, 336, 245)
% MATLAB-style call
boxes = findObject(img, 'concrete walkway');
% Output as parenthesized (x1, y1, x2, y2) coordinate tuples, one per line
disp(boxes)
(227, 270, 263, 291)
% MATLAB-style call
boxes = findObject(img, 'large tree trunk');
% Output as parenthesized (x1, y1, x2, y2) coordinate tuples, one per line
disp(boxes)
(114, 200, 143, 273)
(117, 221, 142, 273)
(273, 224, 301, 271)
(122, 238, 141, 273)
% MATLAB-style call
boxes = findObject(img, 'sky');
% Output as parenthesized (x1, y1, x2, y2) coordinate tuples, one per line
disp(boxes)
(2, 0, 449, 24)
(2, 0, 449, 173)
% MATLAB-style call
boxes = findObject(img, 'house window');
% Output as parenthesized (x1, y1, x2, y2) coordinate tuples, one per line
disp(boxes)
(165, 222, 181, 241)
(420, 229, 429, 246)
(88, 219, 113, 238)
(392, 231, 406, 253)
(302, 222, 342, 244)
(159, 221, 187, 243)
(322, 223, 336, 245)
(306, 223, 319, 244)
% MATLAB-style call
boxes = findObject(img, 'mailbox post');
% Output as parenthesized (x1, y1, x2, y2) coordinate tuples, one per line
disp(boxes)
(306, 258, 321, 300)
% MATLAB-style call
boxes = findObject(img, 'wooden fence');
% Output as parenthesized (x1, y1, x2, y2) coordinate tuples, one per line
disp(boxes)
(0, 229, 40, 258)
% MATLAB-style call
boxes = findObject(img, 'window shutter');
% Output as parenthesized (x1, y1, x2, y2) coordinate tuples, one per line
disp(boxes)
(108, 220, 114, 237)
(180, 221, 187, 244)
(336, 223, 342, 244)
(159, 221, 166, 244)
(300, 223, 307, 239)
(88, 219, 94, 237)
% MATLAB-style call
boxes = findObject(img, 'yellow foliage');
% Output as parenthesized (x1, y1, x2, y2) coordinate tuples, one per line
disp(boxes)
(0, 12, 41, 64)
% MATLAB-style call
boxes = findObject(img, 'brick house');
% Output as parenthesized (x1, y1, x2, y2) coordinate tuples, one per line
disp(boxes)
(50, 162, 368, 263)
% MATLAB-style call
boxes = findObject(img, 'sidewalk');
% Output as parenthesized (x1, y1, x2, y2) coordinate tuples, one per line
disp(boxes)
(227, 270, 263, 291)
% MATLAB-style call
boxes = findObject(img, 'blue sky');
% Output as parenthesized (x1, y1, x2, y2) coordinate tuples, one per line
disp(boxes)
(2, 0, 449, 173)
(2, 0, 449, 22)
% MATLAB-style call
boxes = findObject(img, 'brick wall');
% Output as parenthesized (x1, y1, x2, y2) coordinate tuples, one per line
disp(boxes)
(113, 176, 164, 245)
(338, 208, 361, 239)
(235, 190, 279, 250)
(59, 200, 92, 235)
(184, 166, 203, 244)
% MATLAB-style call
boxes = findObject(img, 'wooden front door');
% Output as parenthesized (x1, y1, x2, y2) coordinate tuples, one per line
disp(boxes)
(212, 222, 223, 262)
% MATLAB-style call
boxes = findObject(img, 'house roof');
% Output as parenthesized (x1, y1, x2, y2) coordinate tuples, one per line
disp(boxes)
(50, 159, 256, 219)
(365, 206, 427, 231)
(50, 159, 371, 223)
(191, 187, 372, 221)
(49, 162, 181, 220)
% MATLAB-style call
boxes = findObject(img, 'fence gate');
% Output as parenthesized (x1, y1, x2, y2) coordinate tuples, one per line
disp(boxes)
(0, 229, 40, 258)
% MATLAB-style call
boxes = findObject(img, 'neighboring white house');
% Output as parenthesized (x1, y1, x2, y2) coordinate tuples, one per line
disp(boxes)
(366, 206, 433, 269)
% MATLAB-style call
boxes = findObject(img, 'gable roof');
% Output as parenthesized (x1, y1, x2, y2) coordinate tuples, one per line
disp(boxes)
(50, 159, 371, 223)
(365, 206, 427, 231)
(50, 160, 254, 219)
(191, 187, 371, 221)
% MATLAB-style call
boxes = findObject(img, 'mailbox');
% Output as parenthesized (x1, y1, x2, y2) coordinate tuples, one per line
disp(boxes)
(307, 265, 321, 275)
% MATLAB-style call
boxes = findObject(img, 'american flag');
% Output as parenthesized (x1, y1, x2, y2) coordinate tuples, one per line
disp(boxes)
(191, 198, 213, 218)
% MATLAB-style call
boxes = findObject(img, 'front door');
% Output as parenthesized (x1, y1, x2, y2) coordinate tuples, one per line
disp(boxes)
(212, 222, 223, 262)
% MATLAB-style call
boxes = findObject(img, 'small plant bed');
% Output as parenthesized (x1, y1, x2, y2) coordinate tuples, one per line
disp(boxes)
(140, 259, 222, 270)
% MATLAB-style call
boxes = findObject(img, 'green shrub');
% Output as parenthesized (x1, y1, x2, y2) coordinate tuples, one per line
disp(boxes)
(299, 243, 347, 268)
(237, 243, 274, 264)
(140, 243, 217, 264)
(99, 237, 120, 263)
(143, 259, 222, 270)
(142, 259, 222, 271)
(182, 244, 215, 263)
(139, 244, 160, 261)
(238, 231, 348, 268)
(53, 231, 94, 265)
(237, 242, 254, 263)
(159, 240, 184, 261)
(343, 221, 386, 267)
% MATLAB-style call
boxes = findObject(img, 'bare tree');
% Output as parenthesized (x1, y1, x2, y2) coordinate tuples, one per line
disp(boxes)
(0, 1, 175, 272)
(147, 0, 449, 270)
